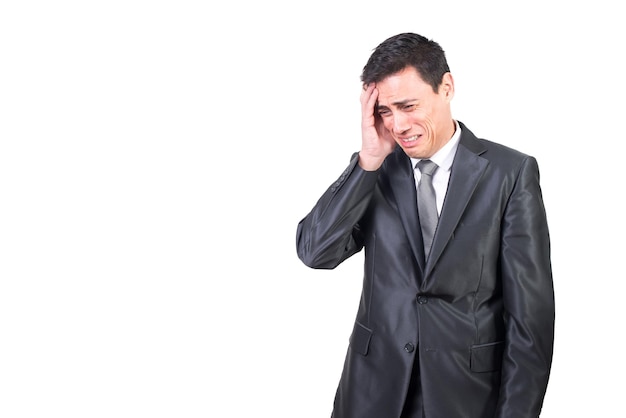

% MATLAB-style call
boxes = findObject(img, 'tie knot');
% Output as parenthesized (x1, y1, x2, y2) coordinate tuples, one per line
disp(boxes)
(416, 159, 438, 176)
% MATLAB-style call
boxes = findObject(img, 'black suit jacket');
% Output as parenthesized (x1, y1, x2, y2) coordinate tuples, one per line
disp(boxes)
(296, 122, 555, 418)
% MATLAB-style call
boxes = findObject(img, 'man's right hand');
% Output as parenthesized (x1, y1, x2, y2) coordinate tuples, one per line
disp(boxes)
(358, 84, 396, 171)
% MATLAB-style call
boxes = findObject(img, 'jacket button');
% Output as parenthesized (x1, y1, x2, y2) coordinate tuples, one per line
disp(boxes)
(404, 343, 415, 353)
(416, 295, 429, 304)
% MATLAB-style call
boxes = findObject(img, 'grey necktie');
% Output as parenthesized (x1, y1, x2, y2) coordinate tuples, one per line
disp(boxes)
(416, 160, 439, 260)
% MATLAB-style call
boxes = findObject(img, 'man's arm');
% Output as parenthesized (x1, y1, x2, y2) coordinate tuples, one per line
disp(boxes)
(296, 83, 395, 270)
(496, 156, 555, 417)
(296, 154, 378, 269)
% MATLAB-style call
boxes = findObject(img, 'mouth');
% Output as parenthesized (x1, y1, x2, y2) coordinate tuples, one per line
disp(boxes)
(400, 135, 420, 143)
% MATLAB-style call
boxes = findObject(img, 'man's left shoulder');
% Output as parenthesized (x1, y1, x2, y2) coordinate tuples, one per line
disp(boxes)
(478, 137, 530, 160)
(459, 123, 531, 163)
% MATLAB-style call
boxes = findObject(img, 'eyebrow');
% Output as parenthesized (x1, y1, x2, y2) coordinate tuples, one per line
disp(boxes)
(377, 99, 417, 109)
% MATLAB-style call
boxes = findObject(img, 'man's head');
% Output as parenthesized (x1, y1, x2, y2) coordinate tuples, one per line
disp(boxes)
(361, 33, 450, 92)
(362, 33, 455, 159)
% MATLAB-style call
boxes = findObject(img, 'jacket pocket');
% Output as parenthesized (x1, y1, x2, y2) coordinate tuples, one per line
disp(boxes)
(349, 322, 372, 356)
(470, 341, 504, 372)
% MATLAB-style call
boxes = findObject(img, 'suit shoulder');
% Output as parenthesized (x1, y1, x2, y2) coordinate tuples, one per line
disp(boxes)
(459, 121, 531, 161)
(476, 137, 530, 160)
(458, 124, 538, 178)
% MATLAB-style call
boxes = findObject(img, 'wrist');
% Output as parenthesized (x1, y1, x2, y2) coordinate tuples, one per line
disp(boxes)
(358, 151, 385, 171)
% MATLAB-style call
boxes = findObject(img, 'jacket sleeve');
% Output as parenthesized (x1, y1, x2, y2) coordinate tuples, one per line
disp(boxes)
(296, 153, 379, 269)
(496, 156, 555, 418)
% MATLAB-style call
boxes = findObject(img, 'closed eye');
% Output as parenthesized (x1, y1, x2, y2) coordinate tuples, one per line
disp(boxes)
(377, 108, 392, 117)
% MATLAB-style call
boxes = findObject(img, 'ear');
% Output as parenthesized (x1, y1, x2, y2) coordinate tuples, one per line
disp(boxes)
(440, 72, 455, 102)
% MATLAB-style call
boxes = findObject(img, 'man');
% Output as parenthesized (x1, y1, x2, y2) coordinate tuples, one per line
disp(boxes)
(296, 33, 554, 418)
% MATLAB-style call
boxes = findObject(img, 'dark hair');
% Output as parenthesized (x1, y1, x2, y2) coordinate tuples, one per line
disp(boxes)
(361, 33, 450, 93)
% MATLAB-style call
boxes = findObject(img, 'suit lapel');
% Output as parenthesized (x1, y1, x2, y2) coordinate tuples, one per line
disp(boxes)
(424, 129, 489, 278)
(385, 147, 427, 273)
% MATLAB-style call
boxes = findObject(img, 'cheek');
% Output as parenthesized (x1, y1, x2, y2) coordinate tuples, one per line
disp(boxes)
(414, 113, 435, 134)
(412, 108, 432, 124)
(423, 118, 436, 136)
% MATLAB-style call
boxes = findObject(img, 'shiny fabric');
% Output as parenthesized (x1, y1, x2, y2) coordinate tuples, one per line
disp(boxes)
(400, 349, 424, 418)
(296, 122, 554, 418)
(416, 159, 439, 261)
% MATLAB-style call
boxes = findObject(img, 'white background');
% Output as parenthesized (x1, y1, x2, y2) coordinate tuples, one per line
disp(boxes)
(1, 1, 624, 417)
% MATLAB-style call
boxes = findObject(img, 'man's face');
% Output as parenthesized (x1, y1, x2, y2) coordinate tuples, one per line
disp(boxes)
(375, 66, 454, 159)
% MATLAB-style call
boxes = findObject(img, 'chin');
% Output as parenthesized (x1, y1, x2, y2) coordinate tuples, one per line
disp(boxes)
(402, 148, 423, 159)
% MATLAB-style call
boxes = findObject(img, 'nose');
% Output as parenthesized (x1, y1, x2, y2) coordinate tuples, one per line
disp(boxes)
(392, 112, 410, 134)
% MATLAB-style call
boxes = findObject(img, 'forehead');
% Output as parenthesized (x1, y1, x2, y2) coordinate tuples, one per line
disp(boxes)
(376, 67, 434, 105)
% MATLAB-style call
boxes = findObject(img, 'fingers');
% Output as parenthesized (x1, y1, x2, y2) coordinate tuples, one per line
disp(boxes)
(360, 84, 378, 121)
(360, 83, 376, 104)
